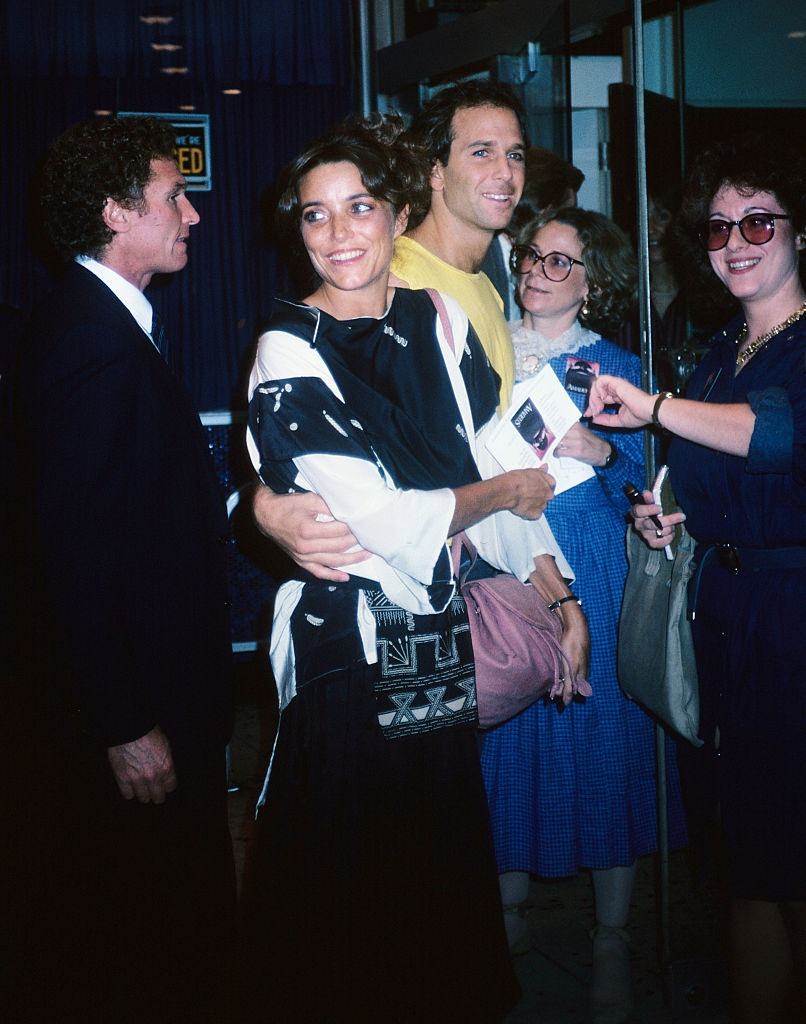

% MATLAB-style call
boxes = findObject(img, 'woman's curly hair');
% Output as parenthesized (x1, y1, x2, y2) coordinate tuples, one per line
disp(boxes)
(275, 112, 431, 279)
(515, 207, 638, 332)
(672, 130, 806, 312)
(40, 116, 178, 261)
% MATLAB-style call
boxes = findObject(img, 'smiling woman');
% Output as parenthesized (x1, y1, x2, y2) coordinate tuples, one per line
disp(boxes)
(704, 185, 802, 333)
(296, 161, 407, 317)
(239, 113, 585, 1023)
(274, 112, 427, 302)
(584, 131, 806, 1024)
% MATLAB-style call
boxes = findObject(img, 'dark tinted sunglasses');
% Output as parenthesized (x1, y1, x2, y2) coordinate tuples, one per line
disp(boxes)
(699, 213, 791, 251)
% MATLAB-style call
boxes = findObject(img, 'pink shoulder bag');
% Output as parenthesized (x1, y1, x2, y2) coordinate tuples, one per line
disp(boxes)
(426, 287, 591, 729)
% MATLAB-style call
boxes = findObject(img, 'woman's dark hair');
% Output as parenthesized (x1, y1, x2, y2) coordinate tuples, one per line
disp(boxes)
(673, 131, 806, 307)
(40, 116, 178, 261)
(275, 112, 431, 276)
(516, 207, 637, 332)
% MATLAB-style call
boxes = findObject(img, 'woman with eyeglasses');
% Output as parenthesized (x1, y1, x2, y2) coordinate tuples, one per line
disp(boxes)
(479, 207, 686, 1022)
(586, 133, 806, 1024)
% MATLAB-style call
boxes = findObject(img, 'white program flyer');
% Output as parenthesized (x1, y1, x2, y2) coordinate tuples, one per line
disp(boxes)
(485, 365, 595, 494)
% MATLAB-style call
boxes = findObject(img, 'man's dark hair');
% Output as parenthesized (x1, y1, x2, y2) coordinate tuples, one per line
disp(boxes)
(405, 80, 528, 169)
(40, 116, 178, 261)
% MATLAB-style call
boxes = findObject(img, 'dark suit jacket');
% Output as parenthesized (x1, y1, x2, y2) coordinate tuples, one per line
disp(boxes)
(479, 234, 515, 322)
(17, 262, 232, 758)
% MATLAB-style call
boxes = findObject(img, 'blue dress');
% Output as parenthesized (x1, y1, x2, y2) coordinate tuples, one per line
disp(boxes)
(668, 313, 806, 901)
(480, 326, 687, 876)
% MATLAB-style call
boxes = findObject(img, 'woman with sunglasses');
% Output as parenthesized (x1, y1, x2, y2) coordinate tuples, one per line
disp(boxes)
(479, 207, 686, 1022)
(586, 133, 806, 1024)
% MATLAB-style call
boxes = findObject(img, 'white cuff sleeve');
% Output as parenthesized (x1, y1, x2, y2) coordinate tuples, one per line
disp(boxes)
(295, 451, 455, 585)
(466, 510, 573, 583)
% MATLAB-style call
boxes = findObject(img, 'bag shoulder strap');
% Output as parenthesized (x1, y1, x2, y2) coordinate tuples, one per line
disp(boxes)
(427, 288, 476, 585)
(450, 530, 479, 582)
(425, 287, 461, 360)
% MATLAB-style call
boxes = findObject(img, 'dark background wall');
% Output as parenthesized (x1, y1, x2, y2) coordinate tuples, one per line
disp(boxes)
(1, 0, 355, 411)
(1, 1, 356, 648)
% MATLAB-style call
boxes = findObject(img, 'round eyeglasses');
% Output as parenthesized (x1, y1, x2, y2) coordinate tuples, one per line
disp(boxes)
(699, 213, 791, 252)
(509, 245, 585, 282)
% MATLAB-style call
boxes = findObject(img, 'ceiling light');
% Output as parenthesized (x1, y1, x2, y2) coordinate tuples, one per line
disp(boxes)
(222, 88, 242, 96)
(151, 42, 183, 52)
(139, 15, 174, 25)
(161, 66, 189, 75)
(787, 30, 806, 38)
(94, 109, 112, 116)
(178, 104, 196, 112)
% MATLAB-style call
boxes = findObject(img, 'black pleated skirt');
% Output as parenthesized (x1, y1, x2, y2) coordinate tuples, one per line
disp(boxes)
(242, 655, 519, 1023)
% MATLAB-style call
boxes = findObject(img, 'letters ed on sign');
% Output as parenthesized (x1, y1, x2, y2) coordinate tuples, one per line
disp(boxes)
(118, 111, 212, 191)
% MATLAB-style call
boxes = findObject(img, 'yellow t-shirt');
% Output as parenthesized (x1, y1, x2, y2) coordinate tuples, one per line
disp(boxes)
(391, 235, 515, 407)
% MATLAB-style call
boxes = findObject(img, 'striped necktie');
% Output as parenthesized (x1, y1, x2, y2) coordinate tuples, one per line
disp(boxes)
(150, 311, 167, 358)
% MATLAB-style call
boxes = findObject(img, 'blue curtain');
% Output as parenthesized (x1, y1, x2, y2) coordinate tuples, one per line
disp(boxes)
(1, 0, 354, 409)
(1, 0, 350, 85)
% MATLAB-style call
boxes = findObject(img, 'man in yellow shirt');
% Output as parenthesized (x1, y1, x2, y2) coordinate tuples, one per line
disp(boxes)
(392, 80, 528, 407)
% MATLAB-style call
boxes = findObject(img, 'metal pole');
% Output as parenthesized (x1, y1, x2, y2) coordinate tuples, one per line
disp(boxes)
(674, 0, 687, 174)
(630, 0, 672, 987)
(563, 0, 573, 161)
(631, 1, 653, 418)
(356, 0, 374, 116)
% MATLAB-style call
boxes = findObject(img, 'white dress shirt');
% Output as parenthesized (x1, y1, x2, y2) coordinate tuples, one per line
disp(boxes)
(75, 256, 160, 349)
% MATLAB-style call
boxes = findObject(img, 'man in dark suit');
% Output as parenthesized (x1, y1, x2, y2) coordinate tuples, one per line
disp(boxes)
(11, 116, 234, 1023)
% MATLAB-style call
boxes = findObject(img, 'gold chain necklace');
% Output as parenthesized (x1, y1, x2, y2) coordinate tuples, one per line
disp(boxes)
(736, 301, 806, 367)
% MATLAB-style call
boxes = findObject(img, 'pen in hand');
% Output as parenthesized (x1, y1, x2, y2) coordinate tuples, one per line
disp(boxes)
(623, 482, 665, 535)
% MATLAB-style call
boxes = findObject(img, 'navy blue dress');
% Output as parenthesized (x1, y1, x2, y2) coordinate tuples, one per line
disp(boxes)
(668, 313, 806, 900)
(481, 331, 687, 875)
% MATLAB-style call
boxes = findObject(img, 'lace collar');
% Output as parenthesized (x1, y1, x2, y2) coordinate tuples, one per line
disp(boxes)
(509, 320, 599, 375)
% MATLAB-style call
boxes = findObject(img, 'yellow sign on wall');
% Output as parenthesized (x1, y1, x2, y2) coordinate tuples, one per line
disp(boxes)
(119, 112, 212, 191)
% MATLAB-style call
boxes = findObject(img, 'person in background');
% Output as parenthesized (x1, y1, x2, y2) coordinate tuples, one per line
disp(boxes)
(480, 207, 686, 1024)
(616, 188, 692, 390)
(585, 131, 806, 1024)
(481, 147, 584, 320)
(12, 116, 234, 1022)
(241, 113, 588, 1023)
(647, 191, 684, 330)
